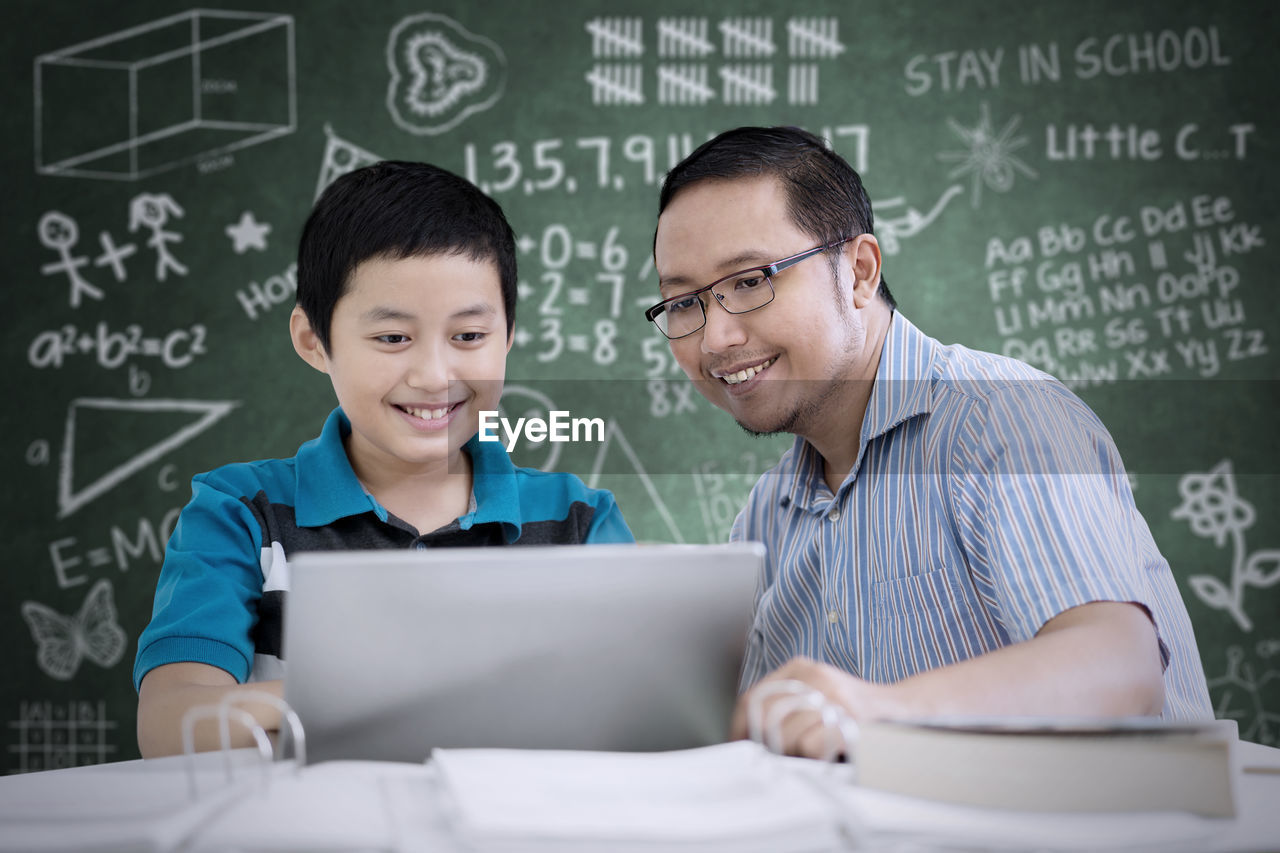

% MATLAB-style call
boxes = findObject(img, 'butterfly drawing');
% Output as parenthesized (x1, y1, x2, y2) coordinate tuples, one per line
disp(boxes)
(21, 579, 127, 681)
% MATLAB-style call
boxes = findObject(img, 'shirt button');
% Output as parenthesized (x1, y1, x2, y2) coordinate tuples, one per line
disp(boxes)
(415, 542, 427, 551)
(827, 508, 841, 522)
(827, 609, 840, 624)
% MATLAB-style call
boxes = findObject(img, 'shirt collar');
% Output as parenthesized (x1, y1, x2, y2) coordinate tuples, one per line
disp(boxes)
(294, 408, 384, 527)
(295, 409, 526, 541)
(783, 311, 939, 509)
(860, 311, 938, 442)
(459, 434, 524, 543)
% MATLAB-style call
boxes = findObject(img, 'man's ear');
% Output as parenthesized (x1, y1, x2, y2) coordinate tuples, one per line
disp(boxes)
(290, 306, 330, 374)
(847, 234, 883, 310)
(506, 325, 515, 354)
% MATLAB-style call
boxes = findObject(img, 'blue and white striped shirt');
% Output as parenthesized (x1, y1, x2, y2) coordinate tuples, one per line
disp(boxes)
(732, 313, 1213, 720)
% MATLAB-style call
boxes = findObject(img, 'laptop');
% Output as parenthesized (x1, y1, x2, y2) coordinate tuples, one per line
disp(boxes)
(283, 543, 764, 764)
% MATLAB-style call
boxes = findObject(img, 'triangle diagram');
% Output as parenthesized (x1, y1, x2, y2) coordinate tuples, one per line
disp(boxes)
(57, 397, 239, 519)
(314, 125, 384, 199)
(586, 420, 685, 544)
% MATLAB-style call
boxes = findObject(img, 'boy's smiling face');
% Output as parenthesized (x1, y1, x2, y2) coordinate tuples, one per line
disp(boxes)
(292, 252, 511, 482)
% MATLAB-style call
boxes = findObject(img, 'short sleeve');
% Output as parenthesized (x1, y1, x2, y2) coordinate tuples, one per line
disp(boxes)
(583, 490, 635, 544)
(949, 381, 1171, 666)
(132, 474, 268, 690)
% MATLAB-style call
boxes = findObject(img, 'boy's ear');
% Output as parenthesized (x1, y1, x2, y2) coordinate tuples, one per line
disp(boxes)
(290, 306, 330, 374)
(506, 326, 515, 354)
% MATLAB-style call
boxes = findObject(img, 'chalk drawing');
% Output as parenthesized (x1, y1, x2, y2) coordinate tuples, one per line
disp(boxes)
(498, 384, 564, 472)
(938, 102, 1038, 208)
(787, 17, 844, 59)
(1207, 645, 1279, 745)
(7, 700, 118, 772)
(719, 64, 775, 105)
(1173, 459, 1280, 632)
(21, 580, 126, 681)
(28, 440, 51, 467)
(225, 211, 271, 254)
(57, 397, 239, 519)
(37, 211, 102, 308)
(386, 13, 506, 136)
(314, 124, 384, 199)
(586, 420, 685, 544)
(658, 65, 714, 106)
(587, 18, 644, 58)
(719, 18, 774, 58)
(788, 63, 819, 105)
(586, 65, 644, 105)
(127, 193, 187, 280)
(94, 230, 137, 282)
(874, 185, 966, 256)
(658, 18, 713, 58)
(34, 9, 295, 181)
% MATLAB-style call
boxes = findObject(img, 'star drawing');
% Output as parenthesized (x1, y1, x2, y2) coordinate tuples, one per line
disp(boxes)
(225, 211, 272, 254)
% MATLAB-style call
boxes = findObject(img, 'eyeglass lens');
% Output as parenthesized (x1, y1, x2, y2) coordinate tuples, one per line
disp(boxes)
(659, 270, 774, 338)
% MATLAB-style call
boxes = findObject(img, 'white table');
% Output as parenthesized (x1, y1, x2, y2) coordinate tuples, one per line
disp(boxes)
(2, 740, 1277, 852)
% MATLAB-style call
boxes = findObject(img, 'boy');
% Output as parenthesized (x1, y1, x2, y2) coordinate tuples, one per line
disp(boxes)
(135, 161, 632, 757)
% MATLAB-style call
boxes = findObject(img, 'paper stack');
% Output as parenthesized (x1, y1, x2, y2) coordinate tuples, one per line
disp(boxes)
(431, 740, 853, 852)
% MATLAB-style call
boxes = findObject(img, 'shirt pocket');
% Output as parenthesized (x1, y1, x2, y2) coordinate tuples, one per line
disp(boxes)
(870, 567, 977, 681)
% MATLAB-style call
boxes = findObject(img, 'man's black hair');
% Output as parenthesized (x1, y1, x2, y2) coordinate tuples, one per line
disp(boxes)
(296, 160, 518, 351)
(657, 126, 894, 309)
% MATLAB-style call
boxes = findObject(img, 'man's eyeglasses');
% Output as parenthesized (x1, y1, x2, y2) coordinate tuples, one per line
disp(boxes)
(644, 238, 851, 340)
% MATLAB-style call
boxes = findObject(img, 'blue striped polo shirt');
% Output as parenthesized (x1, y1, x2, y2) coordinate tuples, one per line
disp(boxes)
(732, 313, 1213, 720)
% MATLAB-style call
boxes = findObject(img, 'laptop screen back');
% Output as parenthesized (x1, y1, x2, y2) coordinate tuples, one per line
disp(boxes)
(283, 543, 763, 763)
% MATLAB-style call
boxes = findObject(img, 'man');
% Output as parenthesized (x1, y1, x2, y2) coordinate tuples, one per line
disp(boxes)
(646, 126, 1213, 758)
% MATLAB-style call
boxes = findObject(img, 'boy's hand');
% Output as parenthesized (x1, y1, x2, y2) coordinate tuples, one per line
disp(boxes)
(137, 662, 284, 758)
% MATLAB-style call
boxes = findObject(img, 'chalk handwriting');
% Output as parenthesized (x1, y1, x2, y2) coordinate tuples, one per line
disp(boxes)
(902, 26, 1231, 95)
(1046, 122, 1254, 162)
(28, 322, 207, 371)
(462, 125, 868, 197)
(48, 507, 182, 589)
(237, 262, 298, 321)
(984, 195, 1266, 384)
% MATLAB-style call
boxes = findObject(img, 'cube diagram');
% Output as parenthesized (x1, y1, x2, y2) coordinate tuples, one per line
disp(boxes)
(35, 9, 296, 180)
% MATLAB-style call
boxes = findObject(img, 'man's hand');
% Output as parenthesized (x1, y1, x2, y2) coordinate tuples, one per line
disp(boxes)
(729, 657, 907, 758)
(728, 602, 1164, 759)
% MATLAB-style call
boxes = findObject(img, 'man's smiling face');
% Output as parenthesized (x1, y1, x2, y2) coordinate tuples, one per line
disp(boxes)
(653, 175, 873, 438)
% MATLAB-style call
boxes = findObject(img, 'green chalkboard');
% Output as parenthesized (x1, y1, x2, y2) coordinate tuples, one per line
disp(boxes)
(3, 0, 1277, 771)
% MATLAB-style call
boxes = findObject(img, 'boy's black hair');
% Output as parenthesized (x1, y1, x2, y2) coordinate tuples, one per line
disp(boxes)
(296, 160, 518, 351)
(657, 126, 894, 309)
